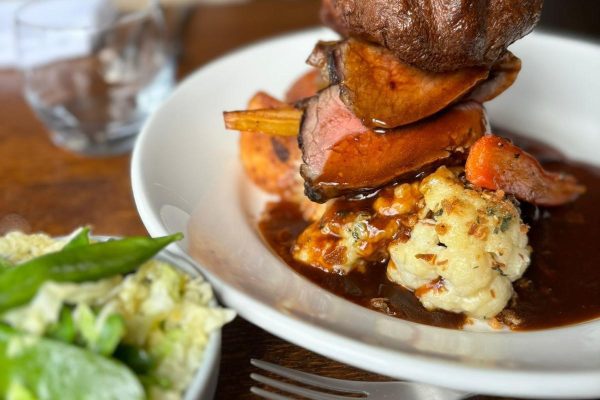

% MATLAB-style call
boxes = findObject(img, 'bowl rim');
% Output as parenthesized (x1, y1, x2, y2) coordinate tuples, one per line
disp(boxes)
(61, 233, 223, 400)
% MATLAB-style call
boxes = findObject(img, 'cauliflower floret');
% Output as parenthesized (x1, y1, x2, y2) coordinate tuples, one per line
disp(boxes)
(292, 184, 422, 274)
(293, 210, 381, 274)
(387, 166, 531, 319)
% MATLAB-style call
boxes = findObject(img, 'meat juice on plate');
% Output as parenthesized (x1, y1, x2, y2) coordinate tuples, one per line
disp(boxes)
(225, 0, 594, 331)
(260, 134, 600, 331)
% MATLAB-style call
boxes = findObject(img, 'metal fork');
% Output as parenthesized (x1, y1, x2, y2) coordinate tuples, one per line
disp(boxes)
(250, 359, 471, 400)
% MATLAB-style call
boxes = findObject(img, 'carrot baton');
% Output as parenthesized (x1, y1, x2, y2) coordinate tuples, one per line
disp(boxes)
(465, 135, 586, 206)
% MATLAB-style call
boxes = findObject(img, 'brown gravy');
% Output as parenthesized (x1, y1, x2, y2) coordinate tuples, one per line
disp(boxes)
(259, 134, 600, 330)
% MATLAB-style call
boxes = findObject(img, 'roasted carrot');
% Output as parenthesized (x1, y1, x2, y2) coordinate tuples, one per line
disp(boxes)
(465, 135, 585, 206)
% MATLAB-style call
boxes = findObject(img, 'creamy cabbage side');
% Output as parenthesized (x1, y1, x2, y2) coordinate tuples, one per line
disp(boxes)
(0, 231, 235, 399)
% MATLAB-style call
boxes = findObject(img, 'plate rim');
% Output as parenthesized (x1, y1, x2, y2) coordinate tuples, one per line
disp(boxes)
(131, 27, 600, 398)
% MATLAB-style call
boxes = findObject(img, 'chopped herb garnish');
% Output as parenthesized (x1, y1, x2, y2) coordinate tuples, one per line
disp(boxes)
(499, 215, 512, 232)
(335, 209, 350, 217)
(493, 266, 508, 276)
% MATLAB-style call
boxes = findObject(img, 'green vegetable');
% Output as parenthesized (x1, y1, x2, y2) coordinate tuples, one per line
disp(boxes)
(0, 257, 12, 270)
(63, 227, 91, 250)
(499, 215, 513, 233)
(74, 304, 97, 347)
(0, 325, 145, 400)
(74, 304, 125, 356)
(6, 381, 36, 400)
(95, 314, 125, 356)
(0, 233, 183, 313)
(114, 344, 156, 374)
(0, 257, 12, 276)
(46, 307, 76, 344)
(138, 375, 172, 391)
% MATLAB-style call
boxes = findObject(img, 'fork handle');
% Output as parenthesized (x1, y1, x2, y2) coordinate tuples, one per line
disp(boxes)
(367, 381, 470, 400)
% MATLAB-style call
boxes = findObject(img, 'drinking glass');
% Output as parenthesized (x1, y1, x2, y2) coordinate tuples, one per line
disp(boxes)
(15, 0, 175, 156)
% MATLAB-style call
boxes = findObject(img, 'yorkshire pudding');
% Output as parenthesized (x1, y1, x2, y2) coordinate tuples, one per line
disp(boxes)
(321, 0, 543, 72)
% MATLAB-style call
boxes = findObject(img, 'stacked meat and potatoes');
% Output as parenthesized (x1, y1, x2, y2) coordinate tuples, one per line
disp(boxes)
(224, 0, 585, 325)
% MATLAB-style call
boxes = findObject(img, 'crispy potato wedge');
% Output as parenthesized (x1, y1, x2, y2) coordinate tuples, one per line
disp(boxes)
(285, 69, 324, 103)
(238, 92, 302, 198)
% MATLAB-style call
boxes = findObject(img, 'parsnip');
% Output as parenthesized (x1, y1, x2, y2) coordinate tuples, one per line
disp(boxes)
(223, 108, 301, 137)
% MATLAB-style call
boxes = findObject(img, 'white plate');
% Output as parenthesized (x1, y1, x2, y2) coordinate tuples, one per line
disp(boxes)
(131, 28, 600, 398)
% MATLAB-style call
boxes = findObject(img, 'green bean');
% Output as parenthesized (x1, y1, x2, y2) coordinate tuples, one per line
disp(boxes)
(0, 233, 183, 313)
(63, 227, 91, 250)
(0, 325, 145, 400)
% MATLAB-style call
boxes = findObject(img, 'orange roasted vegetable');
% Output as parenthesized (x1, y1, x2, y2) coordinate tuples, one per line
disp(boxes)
(285, 69, 324, 103)
(233, 73, 327, 220)
(224, 108, 302, 137)
(237, 92, 302, 198)
(466, 135, 586, 206)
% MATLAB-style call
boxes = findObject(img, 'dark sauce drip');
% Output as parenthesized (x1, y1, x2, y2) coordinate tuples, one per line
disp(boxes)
(259, 200, 466, 329)
(259, 133, 600, 330)
(497, 132, 600, 330)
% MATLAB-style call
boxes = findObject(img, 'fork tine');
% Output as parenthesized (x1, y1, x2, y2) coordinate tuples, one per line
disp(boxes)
(250, 373, 361, 400)
(251, 386, 294, 400)
(251, 359, 366, 394)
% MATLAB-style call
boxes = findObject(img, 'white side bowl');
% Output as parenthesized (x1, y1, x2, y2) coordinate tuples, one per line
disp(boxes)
(88, 236, 223, 400)
(156, 250, 222, 400)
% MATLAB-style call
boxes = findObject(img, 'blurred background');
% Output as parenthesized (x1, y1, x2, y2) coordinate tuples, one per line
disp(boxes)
(1, 0, 599, 73)
(538, 0, 600, 40)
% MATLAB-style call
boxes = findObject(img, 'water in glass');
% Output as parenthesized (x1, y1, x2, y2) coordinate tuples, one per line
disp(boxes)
(16, 0, 174, 155)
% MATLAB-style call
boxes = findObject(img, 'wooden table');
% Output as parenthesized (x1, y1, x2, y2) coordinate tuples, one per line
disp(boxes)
(0, 1, 597, 399)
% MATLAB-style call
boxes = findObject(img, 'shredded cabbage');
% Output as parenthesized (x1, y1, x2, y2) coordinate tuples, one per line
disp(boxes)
(0, 231, 235, 400)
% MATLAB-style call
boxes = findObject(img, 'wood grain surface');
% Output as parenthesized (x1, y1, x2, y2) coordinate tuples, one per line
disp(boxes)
(0, 1, 597, 399)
